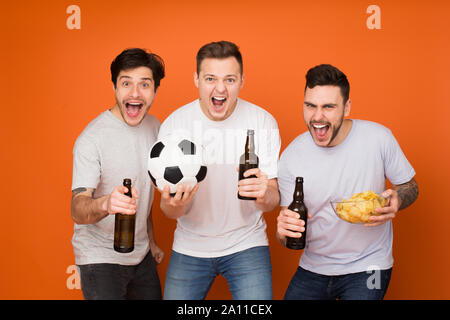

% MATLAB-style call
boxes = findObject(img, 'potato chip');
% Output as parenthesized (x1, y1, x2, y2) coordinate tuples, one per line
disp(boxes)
(334, 191, 387, 224)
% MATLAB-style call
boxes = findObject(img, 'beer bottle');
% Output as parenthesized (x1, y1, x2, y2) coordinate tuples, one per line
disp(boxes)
(114, 178, 136, 253)
(286, 177, 308, 250)
(238, 129, 259, 200)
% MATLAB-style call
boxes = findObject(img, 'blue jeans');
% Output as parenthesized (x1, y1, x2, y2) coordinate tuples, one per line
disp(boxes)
(164, 246, 272, 300)
(284, 266, 392, 300)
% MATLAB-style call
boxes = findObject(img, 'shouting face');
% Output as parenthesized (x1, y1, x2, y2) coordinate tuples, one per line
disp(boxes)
(195, 57, 244, 121)
(111, 66, 157, 127)
(303, 85, 352, 147)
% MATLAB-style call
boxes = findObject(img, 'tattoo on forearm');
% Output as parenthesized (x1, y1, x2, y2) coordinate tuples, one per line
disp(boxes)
(71, 187, 95, 199)
(395, 178, 418, 210)
(72, 187, 87, 198)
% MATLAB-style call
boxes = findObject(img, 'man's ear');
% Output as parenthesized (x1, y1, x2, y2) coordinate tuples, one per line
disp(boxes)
(344, 99, 351, 117)
(194, 72, 199, 88)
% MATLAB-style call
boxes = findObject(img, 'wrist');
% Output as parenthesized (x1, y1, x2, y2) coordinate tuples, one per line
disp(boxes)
(161, 201, 187, 219)
(276, 232, 287, 246)
(97, 195, 110, 217)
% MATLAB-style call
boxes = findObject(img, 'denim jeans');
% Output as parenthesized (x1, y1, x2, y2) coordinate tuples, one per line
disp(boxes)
(78, 251, 161, 300)
(284, 266, 392, 300)
(164, 246, 273, 300)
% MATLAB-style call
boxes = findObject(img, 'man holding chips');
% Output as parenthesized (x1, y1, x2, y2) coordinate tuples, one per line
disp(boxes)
(276, 64, 418, 300)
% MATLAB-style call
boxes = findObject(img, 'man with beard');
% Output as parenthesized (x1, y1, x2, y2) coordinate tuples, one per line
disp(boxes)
(70, 48, 165, 299)
(276, 64, 418, 300)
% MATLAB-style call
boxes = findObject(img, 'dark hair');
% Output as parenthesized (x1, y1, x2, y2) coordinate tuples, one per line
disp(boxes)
(196, 41, 243, 75)
(305, 64, 350, 104)
(110, 48, 165, 91)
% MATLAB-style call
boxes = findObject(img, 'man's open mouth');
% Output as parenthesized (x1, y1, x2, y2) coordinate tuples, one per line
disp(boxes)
(212, 96, 226, 108)
(312, 123, 330, 140)
(125, 101, 143, 117)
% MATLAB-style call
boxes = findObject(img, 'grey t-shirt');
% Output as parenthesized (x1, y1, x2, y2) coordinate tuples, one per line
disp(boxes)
(278, 120, 415, 275)
(71, 110, 160, 265)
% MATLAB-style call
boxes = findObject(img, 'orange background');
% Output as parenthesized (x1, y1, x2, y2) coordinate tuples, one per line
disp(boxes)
(1, 0, 449, 299)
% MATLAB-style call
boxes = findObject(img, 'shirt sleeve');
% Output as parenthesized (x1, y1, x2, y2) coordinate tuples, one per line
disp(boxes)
(71, 135, 101, 191)
(382, 129, 416, 185)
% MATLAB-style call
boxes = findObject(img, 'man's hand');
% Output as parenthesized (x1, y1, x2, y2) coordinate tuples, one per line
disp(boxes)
(237, 168, 280, 212)
(71, 184, 138, 225)
(276, 207, 311, 246)
(365, 178, 418, 227)
(103, 185, 138, 215)
(364, 189, 399, 227)
(149, 241, 165, 264)
(159, 184, 199, 219)
(238, 168, 269, 201)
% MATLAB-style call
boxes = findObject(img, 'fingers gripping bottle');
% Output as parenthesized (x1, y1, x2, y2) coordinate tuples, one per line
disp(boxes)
(114, 178, 136, 253)
(238, 129, 259, 200)
(286, 177, 308, 250)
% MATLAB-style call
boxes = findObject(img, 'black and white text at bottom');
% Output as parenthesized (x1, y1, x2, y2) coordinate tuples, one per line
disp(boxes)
(176, 303, 273, 318)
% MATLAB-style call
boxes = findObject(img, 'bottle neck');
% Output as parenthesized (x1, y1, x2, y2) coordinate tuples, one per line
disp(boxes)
(123, 179, 132, 198)
(293, 181, 304, 202)
(245, 133, 255, 156)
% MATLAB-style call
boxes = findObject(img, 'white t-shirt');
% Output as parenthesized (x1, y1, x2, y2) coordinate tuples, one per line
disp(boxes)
(159, 99, 281, 257)
(278, 120, 415, 275)
(71, 110, 160, 265)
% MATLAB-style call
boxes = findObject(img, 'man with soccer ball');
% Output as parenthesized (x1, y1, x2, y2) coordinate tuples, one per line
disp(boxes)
(158, 41, 281, 300)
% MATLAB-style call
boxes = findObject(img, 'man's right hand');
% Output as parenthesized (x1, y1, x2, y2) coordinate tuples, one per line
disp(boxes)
(276, 206, 308, 246)
(159, 184, 199, 219)
(103, 185, 138, 215)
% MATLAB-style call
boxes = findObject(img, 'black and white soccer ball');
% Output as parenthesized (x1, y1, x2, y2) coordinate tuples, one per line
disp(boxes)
(147, 134, 207, 194)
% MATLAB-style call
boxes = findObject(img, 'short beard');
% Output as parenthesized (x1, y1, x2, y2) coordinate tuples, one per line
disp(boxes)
(326, 113, 345, 147)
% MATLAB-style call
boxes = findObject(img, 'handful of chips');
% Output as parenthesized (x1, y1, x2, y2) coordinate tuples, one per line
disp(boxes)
(332, 191, 387, 224)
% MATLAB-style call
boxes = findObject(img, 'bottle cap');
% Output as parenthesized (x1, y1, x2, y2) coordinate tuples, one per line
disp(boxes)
(296, 177, 303, 183)
(123, 178, 132, 185)
(247, 129, 254, 135)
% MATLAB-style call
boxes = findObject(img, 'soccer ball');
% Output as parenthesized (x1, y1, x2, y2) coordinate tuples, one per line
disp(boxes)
(147, 133, 207, 195)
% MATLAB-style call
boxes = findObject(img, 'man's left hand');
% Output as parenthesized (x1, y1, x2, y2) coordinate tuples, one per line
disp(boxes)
(149, 241, 165, 264)
(237, 168, 268, 201)
(364, 189, 400, 227)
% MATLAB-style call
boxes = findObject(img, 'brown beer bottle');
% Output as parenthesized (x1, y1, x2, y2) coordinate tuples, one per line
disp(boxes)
(286, 177, 308, 250)
(114, 178, 136, 253)
(238, 129, 259, 200)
